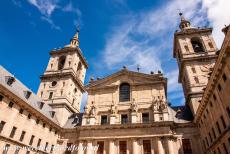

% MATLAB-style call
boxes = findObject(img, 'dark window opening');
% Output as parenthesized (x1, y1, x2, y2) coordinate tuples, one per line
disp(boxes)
(143, 140, 151, 154)
(39, 102, 44, 109)
(182, 139, 192, 154)
(14, 147, 20, 154)
(191, 38, 204, 53)
(36, 119, 39, 124)
(209, 132, 212, 143)
(223, 143, 228, 154)
(0, 94, 4, 101)
(49, 92, 53, 99)
(8, 101, 14, 108)
(226, 107, 230, 118)
(119, 83, 130, 102)
(222, 73, 227, 81)
(58, 56, 66, 70)
(121, 114, 128, 124)
(101, 115, 108, 125)
(208, 42, 214, 48)
(0, 121, 6, 133)
(216, 121, 221, 134)
(24, 91, 32, 99)
(45, 142, 48, 151)
(212, 128, 216, 139)
(10, 126, 17, 138)
(28, 114, 31, 119)
(77, 62, 82, 72)
(220, 116, 226, 129)
(19, 108, 24, 114)
(194, 76, 199, 84)
(210, 101, 213, 107)
(50, 145, 54, 153)
(51, 81, 57, 87)
(19, 131, 26, 142)
(29, 135, 34, 145)
(213, 94, 216, 100)
(6, 76, 15, 86)
(185, 45, 189, 52)
(37, 139, 41, 147)
(142, 113, 150, 123)
(65, 143, 72, 154)
(119, 141, 127, 154)
(2, 144, 10, 154)
(97, 141, 104, 154)
(191, 67, 196, 73)
(218, 84, 222, 91)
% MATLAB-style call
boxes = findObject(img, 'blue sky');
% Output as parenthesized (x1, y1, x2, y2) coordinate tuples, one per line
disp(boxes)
(0, 0, 229, 108)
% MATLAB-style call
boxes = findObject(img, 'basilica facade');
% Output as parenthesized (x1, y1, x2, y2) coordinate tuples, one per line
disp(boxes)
(0, 14, 230, 154)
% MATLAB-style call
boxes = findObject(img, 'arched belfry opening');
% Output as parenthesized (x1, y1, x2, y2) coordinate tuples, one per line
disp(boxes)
(191, 38, 205, 53)
(58, 56, 66, 70)
(119, 83, 130, 102)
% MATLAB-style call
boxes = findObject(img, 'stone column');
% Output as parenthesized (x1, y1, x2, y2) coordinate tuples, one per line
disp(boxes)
(167, 138, 174, 154)
(109, 140, 115, 154)
(151, 139, 155, 154)
(131, 112, 137, 123)
(157, 138, 164, 154)
(86, 140, 93, 154)
(132, 139, 139, 154)
(78, 141, 84, 154)
(110, 114, 116, 124)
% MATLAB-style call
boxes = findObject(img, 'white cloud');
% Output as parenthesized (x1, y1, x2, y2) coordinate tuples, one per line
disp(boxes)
(202, 0, 230, 47)
(40, 16, 60, 30)
(101, 0, 230, 105)
(28, 0, 58, 17)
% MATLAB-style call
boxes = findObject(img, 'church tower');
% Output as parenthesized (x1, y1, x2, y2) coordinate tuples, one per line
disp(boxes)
(173, 13, 218, 116)
(37, 29, 88, 126)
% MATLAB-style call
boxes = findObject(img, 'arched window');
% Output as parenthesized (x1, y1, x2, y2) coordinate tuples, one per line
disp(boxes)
(191, 38, 204, 53)
(77, 62, 82, 72)
(58, 56, 66, 70)
(119, 83, 130, 102)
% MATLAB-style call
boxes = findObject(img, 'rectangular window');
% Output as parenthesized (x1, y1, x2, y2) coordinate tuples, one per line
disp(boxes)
(0, 94, 4, 101)
(8, 101, 14, 108)
(36, 119, 39, 124)
(0, 121, 6, 133)
(159, 114, 164, 121)
(226, 107, 230, 118)
(191, 67, 196, 73)
(220, 116, 226, 129)
(212, 128, 216, 139)
(26, 151, 30, 154)
(43, 123, 46, 128)
(19, 108, 24, 114)
(101, 115, 108, 125)
(27, 114, 31, 119)
(119, 141, 127, 154)
(185, 45, 189, 52)
(143, 140, 151, 154)
(37, 138, 41, 147)
(19, 131, 26, 142)
(218, 84, 222, 91)
(97, 141, 104, 154)
(205, 137, 209, 147)
(142, 113, 150, 123)
(2, 144, 10, 154)
(213, 94, 216, 100)
(49, 92, 53, 99)
(45, 142, 48, 151)
(208, 132, 212, 143)
(50, 145, 54, 153)
(10, 126, 17, 138)
(222, 73, 227, 81)
(217, 147, 221, 154)
(121, 114, 128, 124)
(182, 139, 192, 154)
(194, 76, 199, 84)
(29, 135, 34, 145)
(210, 101, 213, 107)
(216, 121, 221, 134)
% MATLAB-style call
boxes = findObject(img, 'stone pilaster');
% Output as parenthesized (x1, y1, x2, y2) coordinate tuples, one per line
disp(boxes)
(131, 112, 137, 123)
(132, 139, 139, 154)
(78, 141, 84, 154)
(109, 140, 115, 154)
(110, 114, 116, 124)
(86, 140, 93, 154)
(89, 116, 96, 125)
(157, 137, 164, 154)
(167, 138, 174, 154)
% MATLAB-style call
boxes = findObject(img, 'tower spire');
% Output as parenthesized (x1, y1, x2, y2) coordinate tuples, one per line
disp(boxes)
(179, 12, 191, 30)
(70, 27, 80, 47)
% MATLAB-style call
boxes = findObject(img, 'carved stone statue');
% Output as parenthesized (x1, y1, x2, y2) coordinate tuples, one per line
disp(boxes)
(111, 101, 116, 114)
(84, 104, 90, 115)
(89, 105, 96, 116)
(131, 99, 138, 112)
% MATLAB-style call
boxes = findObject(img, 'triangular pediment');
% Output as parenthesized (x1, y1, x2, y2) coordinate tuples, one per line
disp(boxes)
(85, 69, 166, 90)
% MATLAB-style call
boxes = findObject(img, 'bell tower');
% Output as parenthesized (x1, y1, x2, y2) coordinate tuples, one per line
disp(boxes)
(37, 29, 88, 126)
(173, 13, 218, 116)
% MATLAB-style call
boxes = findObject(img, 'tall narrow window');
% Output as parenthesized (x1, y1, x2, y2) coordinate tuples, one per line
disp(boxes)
(220, 116, 226, 129)
(216, 121, 221, 134)
(212, 128, 216, 139)
(49, 92, 53, 99)
(77, 62, 82, 72)
(0, 94, 4, 101)
(194, 76, 199, 84)
(226, 107, 230, 118)
(119, 83, 130, 102)
(222, 73, 227, 82)
(142, 113, 150, 123)
(223, 143, 228, 154)
(0, 121, 6, 133)
(208, 42, 214, 48)
(14, 147, 20, 154)
(182, 139, 192, 154)
(8, 101, 14, 108)
(191, 67, 196, 73)
(97, 141, 104, 154)
(9, 126, 17, 138)
(143, 140, 151, 154)
(121, 114, 128, 124)
(119, 141, 127, 154)
(37, 139, 41, 147)
(191, 38, 204, 53)
(45, 142, 48, 151)
(50, 145, 54, 153)
(19, 131, 26, 141)
(58, 56, 66, 70)
(29, 135, 34, 145)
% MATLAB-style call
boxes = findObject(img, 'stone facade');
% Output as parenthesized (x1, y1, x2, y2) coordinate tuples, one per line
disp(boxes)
(0, 13, 229, 154)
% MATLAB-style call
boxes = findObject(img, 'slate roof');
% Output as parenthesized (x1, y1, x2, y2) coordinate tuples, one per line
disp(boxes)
(0, 65, 60, 126)
(63, 113, 83, 128)
(170, 105, 194, 122)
